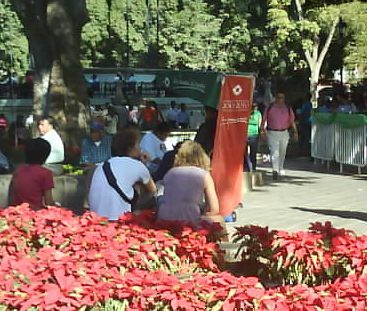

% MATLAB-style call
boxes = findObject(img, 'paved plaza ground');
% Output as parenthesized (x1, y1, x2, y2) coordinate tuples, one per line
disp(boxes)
(227, 156, 367, 237)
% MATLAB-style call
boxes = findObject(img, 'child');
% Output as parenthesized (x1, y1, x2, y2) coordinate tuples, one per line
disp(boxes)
(9, 138, 54, 210)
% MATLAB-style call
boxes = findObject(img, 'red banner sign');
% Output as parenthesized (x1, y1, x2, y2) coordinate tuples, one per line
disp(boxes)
(211, 75, 254, 216)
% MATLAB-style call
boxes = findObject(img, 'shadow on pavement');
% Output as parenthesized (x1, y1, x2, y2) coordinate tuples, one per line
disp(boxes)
(284, 158, 367, 176)
(291, 206, 367, 222)
(352, 176, 367, 181)
(261, 173, 319, 186)
(279, 175, 318, 186)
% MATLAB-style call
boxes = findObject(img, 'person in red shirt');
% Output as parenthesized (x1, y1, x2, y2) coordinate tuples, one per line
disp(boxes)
(139, 100, 157, 130)
(9, 138, 54, 210)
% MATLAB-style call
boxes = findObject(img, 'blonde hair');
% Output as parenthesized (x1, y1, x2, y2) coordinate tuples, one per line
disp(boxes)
(174, 140, 210, 170)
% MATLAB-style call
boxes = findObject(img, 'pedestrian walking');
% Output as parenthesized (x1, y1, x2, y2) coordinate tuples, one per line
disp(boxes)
(260, 91, 298, 180)
(245, 102, 262, 171)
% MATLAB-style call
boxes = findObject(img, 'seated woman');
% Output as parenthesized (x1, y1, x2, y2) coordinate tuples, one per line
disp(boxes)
(88, 128, 156, 221)
(9, 138, 54, 210)
(157, 140, 226, 231)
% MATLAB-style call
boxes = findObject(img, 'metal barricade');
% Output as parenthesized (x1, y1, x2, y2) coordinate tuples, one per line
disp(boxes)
(311, 121, 335, 162)
(335, 122, 367, 174)
(165, 130, 197, 149)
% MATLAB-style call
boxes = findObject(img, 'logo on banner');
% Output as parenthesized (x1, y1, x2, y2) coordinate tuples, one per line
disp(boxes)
(232, 85, 243, 96)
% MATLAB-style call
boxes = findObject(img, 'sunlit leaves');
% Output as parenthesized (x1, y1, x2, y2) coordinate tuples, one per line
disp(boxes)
(0, 0, 28, 78)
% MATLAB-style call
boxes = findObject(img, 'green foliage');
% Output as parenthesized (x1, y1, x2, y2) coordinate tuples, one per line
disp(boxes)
(81, 0, 230, 70)
(266, 0, 367, 81)
(212, 0, 252, 71)
(88, 299, 129, 311)
(3, 0, 367, 82)
(82, 0, 149, 67)
(160, 1, 229, 70)
(339, 1, 367, 75)
(0, 0, 28, 79)
(81, 0, 110, 67)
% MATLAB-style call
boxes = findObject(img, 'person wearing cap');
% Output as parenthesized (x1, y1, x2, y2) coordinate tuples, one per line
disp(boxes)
(37, 116, 65, 175)
(80, 122, 112, 167)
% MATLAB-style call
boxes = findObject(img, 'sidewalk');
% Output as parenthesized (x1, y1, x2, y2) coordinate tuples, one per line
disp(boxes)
(226, 157, 367, 236)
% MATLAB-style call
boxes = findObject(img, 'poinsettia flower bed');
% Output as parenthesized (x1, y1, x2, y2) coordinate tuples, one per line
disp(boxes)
(233, 221, 367, 286)
(1, 205, 367, 310)
(0, 204, 224, 310)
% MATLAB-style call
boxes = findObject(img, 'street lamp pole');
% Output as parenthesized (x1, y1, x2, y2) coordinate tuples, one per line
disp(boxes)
(156, 0, 159, 67)
(8, 51, 14, 99)
(125, 0, 130, 67)
(106, 0, 112, 39)
(338, 17, 346, 86)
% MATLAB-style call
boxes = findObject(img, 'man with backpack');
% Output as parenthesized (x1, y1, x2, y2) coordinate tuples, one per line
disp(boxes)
(260, 91, 298, 180)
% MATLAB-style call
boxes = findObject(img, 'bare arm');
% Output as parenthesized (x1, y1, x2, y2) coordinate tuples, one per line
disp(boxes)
(43, 189, 55, 206)
(143, 178, 157, 194)
(260, 108, 268, 139)
(258, 113, 262, 129)
(290, 120, 298, 141)
(204, 173, 219, 216)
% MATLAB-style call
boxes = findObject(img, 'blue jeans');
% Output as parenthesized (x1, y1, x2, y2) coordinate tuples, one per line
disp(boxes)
(245, 135, 259, 171)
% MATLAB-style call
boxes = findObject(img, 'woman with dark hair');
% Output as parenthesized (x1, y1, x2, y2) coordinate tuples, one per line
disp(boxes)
(9, 138, 55, 209)
(88, 128, 156, 220)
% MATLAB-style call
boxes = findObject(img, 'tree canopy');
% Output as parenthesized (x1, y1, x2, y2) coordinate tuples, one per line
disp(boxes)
(1, 0, 366, 84)
(0, 0, 28, 78)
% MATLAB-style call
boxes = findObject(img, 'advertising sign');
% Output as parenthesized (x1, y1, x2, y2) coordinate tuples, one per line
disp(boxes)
(211, 75, 255, 216)
(152, 70, 223, 108)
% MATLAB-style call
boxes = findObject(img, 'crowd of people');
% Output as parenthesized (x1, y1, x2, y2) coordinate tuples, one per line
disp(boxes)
(0, 105, 227, 238)
(245, 88, 367, 180)
(2, 85, 367, 236)
(318, 89, 367, 114)
(91, 100, 193, 132)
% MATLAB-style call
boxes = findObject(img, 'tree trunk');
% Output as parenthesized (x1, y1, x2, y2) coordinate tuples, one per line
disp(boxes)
(309, 69, 319, 109)
(10, 0, 90, 153)
(294, 0, 339, 109)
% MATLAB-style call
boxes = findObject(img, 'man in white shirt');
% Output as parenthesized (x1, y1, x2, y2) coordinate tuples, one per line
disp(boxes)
(37, 116, 65, 175)
(140, 122, 171, 174)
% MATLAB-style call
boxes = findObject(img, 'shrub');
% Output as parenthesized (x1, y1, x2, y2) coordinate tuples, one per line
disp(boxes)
(1, 206, 367, 310)
(233, 221, 367, 286)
